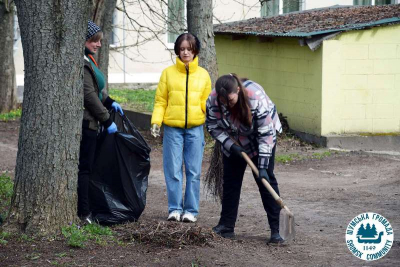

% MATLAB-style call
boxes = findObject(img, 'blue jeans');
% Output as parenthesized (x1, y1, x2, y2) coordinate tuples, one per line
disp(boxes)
(163, 125, 205, 216)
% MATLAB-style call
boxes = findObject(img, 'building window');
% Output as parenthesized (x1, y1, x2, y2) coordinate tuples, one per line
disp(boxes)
(110, 9, 119, 47)
(261, 0, 279, 17)
(282, 0, 301, 14)
(353, 0, 372, 4)
(167, 0, 185, 46)
(354, 0, 396, 5)
(375, 0, 396, 4)
(261, 0, 302, 17)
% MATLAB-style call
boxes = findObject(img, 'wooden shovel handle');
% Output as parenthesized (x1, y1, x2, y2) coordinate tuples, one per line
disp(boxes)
(241, 152, 284, 208)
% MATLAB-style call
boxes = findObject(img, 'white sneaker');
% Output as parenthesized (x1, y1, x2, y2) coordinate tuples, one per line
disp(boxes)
(167, 211, 181, 222)
(182, 212, 197, 223)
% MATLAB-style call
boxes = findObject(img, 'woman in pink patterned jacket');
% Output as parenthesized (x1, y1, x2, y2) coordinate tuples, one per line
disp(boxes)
(205, 73, 284, 244)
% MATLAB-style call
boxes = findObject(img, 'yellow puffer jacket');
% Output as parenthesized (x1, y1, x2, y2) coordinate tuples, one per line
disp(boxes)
(151, 56, 211, 129)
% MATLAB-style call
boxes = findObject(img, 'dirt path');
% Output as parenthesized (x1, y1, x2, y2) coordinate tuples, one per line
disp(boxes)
(1, 120, 399, 266)
(0, 121, 19, 175)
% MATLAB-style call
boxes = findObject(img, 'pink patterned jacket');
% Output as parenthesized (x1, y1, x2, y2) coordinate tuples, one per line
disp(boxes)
(206, 80, 282, 169)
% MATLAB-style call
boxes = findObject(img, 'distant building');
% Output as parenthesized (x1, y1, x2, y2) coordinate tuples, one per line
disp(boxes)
(214, 5, 400, 137)
(13, 0, 399, 86)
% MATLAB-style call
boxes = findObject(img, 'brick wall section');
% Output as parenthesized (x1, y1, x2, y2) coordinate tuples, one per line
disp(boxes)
(215, 35, 322, 136)
(322, 24, 400, 135)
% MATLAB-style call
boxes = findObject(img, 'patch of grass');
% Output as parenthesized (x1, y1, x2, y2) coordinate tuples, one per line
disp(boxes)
(0, 108, 22, 121)
(55, 252, 67, 258)
(85, 223, 113, 236)
(62, 224, 88, 248)
(19, 234, 34, 242)
(109, 88, 156, 113)
(25, 252, 41, 260)
(84, 223, 113, 245)
(312, 151, 332, 160)
(117, 240, 127, 246)
(276, 150, 336, 164)
(0, 231, 11, 245)
(0, 173, 13, 223)
(61, 223, 113, 248)
(275, 154, 302, 163)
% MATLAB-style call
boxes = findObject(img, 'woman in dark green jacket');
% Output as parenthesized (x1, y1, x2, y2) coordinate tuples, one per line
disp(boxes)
(78, 20, 124, 224)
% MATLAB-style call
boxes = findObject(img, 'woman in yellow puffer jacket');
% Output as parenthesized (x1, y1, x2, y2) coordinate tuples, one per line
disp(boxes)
(151, 33, 211, 223)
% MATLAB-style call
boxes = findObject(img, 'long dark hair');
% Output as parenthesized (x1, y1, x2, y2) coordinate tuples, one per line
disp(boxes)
(174, 33, 201, 58)
(215, 73, 252, 127)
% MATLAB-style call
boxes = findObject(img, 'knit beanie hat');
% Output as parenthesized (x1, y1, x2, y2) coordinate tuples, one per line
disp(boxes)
(86, 20, 101, 41)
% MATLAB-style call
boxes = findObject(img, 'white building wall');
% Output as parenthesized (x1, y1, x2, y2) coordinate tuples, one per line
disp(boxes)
(107, 0, 261, 84)
(14, 0, 398, 85)
(14, 39, 24, 86)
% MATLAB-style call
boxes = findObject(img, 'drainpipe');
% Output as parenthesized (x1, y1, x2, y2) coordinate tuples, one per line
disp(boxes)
(123, 12, 126, 84)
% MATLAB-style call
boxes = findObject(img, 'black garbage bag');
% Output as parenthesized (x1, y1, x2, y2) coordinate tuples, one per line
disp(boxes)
(89, 112, 151, 225)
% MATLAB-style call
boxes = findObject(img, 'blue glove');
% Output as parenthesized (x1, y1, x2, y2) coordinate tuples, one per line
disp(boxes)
(258, 168, 270, 183)
(107, 122, 117, 134)
(111, 102, 124, 115)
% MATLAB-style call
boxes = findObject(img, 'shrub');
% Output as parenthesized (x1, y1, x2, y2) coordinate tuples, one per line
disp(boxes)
(0, 108, 22, 121)
(0, 173, 13, 223)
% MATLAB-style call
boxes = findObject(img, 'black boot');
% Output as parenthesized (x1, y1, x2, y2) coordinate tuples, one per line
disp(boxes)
(212, 224, 235, 238)
(269, 230, 285, 244)
(79, 212, 93, 225)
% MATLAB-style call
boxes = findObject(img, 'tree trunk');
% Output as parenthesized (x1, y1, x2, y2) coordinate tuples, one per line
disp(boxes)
(5, 0, 90, 235)
(0, 1, 17, 113)
(187, 0, 218, 87)
(92, 0, 118, 89)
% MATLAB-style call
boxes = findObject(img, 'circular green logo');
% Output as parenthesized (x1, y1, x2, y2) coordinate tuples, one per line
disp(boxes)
(346, 212, 394, 261)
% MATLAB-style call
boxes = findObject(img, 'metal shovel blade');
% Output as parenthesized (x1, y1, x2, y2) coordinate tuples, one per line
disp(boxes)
(279, 207, 295, 242)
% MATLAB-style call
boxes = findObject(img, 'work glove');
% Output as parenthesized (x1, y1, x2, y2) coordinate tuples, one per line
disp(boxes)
(230, 144, 244, 158)
(107, 122, 118, 134)
(257, 168, 271, 184)
(150, 124, 160, 138)
(111, 102, 124, 115)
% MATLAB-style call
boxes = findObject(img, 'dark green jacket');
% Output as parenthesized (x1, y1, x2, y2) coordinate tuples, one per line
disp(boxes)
(83, 55, 113, 130)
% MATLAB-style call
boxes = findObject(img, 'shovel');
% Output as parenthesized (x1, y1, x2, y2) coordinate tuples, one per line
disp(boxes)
(241, 151, 295, 242)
